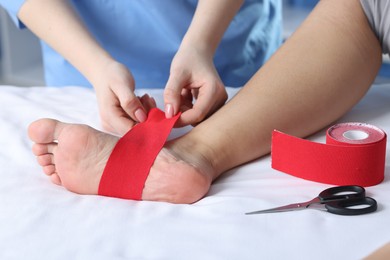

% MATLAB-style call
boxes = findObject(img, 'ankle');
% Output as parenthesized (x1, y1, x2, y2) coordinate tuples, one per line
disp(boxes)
(168, 135, 219, 181)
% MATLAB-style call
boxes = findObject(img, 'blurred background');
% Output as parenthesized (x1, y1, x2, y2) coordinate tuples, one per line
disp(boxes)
(0, 0, 389, 86)
(0, 5, 44, 86)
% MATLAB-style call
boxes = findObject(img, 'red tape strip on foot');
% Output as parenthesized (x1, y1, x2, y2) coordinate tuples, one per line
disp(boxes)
(271, 122, 386, 187)
(98, 108, 180, 200)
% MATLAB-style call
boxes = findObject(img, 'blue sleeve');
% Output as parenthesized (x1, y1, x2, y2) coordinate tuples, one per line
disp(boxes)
(0, 0, 26, 28)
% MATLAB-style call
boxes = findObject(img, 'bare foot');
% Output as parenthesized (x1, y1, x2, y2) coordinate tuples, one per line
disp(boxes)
(28, 119, 213, 203)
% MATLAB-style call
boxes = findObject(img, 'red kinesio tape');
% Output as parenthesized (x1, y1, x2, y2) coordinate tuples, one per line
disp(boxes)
(98, 108, 180, 200)
(271, 122, 387, 187)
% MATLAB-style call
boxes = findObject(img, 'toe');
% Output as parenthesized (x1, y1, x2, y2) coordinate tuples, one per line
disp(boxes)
(43, 164, 56, 176)
(28, 118, 64, 143)
(37, 154, 54, 166)
(50, 173, 62, 185)
(32, 143, 57, 156)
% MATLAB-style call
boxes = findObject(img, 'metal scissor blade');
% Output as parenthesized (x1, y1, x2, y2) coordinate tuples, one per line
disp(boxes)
(245, 199, 318, 215)
(245, 203, 308, 215)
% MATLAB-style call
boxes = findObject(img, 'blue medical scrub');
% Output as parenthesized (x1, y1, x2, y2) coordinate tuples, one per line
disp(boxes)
(0, 0, 282, 88)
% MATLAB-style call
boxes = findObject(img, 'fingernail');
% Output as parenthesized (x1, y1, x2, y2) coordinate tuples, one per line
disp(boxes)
(135, 108, 147, 123)
(165, 104, 174, 118)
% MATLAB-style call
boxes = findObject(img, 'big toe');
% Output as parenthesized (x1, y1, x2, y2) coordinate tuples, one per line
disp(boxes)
(28, 118, 60, 143)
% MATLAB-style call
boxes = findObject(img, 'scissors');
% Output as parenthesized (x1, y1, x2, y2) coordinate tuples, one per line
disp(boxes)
(245, 185, 377, 216)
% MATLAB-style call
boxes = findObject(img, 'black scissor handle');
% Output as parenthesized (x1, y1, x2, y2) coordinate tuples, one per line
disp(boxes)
(319, 185, 365, 201)
(324, 197, 377, 215)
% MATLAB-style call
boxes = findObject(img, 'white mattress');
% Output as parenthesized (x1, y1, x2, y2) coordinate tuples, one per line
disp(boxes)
(0, 84, 389, 260)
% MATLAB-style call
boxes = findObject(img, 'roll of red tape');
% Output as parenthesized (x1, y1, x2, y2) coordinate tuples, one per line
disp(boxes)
(271, 122, 387, 186)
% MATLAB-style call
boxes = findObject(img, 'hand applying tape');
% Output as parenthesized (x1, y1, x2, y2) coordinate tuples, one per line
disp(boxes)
(271, 123, 387, 187)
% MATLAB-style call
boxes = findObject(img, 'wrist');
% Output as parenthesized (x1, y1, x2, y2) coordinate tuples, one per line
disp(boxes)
(179, 34, 216, 59)
(86, 56, 119, 88)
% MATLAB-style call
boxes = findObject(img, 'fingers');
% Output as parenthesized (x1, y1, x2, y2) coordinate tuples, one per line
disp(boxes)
(100, 93, 157, 136)
(164, 51, 229, 126)
(99, 83, 146, 135)
(175, 92, 217, 127)
(101, 112, 136, 136)
(175, 83, 228, 127)
(117, 89, 148, 123)
(164, 73, 186, 119)
(139, 94, 157, 112)
(93, 62, 159, 135)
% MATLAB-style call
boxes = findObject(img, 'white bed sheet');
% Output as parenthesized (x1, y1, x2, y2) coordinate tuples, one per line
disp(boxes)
(0, 84, 389, 260)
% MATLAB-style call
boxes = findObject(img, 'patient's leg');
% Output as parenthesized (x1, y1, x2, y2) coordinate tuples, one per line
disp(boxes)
(28, 119, 212, 203)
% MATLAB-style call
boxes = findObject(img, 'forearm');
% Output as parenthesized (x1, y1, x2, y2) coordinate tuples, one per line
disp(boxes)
(180, 0, 244, 55)
(184, 0, 382, 177)
(18, 0, 113, 85)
